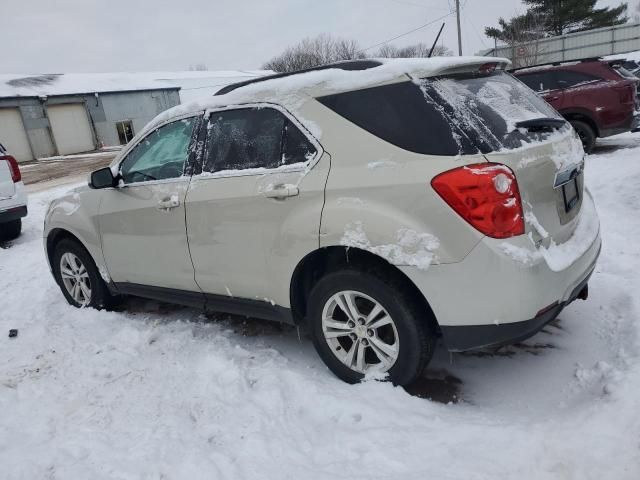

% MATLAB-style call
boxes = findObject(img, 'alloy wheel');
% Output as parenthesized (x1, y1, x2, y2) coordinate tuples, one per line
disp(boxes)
(321, 290, 399, 374)
(59, 252, 92, 306)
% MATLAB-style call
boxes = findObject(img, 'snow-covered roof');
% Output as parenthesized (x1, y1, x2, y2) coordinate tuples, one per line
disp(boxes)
(152, 56, 511, 126)
(0, 70, 272, 99)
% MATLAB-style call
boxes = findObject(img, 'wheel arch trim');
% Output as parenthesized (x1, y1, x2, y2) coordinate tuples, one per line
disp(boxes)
(289, 245, 440, 332)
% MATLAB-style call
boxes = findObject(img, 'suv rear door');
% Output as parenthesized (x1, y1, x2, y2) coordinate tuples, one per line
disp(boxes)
(185, 105, 328, 307)
(516, 69, 565, 110)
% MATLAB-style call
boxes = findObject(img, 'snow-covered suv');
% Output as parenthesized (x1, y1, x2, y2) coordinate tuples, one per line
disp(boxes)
(0, 143, 27, 240)
(44, 58, 601, 386)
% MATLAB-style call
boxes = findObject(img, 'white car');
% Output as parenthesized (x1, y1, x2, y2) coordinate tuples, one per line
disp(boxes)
(0, 143, 27, 240)
(44, 57, 601, 386)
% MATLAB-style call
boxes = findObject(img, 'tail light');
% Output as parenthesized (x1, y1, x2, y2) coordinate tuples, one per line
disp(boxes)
(1, 155, 21, 183)
(431, 163, 524, 239)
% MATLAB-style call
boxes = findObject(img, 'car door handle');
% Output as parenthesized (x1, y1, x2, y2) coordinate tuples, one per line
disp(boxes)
(263, 185, 299, 199)
(157, 195, 180, 210)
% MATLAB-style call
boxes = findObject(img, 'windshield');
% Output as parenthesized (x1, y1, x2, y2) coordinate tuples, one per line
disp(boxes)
(418, 71, 567, 153)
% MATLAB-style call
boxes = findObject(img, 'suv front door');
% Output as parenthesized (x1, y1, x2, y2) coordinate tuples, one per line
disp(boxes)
(185, 105, 328, 308)
(99, 114, 202, 297)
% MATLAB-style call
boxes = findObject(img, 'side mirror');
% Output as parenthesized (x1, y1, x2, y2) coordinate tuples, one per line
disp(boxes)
(89, 167, 117, 189)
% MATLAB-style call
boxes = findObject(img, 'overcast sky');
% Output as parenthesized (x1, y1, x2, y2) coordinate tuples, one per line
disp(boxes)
(1, 0, 631, 73)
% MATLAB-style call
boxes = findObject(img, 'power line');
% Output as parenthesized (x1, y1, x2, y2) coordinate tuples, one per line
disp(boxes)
(360, 11, 455, 53)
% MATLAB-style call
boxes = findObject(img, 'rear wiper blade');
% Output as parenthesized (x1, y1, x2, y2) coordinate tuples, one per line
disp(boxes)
(515, 117, 566, 131)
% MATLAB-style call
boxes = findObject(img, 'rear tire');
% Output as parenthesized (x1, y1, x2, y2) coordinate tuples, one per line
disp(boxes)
(0, 219, 21, 240)
(307, 268, 436, 386)
(570, 120, 596, 154)
(52, 238, 114, 309)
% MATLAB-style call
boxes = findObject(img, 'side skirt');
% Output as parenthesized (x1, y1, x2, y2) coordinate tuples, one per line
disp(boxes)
(112, 282, 294, 324)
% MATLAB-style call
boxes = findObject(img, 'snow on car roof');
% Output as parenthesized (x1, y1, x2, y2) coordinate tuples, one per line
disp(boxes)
(0, 70, 272, 98)
(148, 56, 511, 130)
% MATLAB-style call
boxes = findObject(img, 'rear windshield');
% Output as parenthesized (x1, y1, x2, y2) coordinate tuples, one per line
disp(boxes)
(317, 71, 566, 156)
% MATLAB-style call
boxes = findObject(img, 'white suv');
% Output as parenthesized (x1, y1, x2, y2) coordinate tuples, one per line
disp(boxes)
(44, 58, 601, 385)
(0, 143, 27, 240)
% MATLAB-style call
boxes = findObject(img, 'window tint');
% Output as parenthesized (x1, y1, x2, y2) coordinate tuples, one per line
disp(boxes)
(202, 107, 316, 173)
(318, 81, 470, 156)
(283, 120, 317, 164)
(120, 117, 195, 184)
(517, 71, 558, 92)
(555, 71, 600, 89)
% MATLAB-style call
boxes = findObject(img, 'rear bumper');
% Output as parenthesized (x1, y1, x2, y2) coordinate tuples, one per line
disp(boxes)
(440, 269, 592, 351)
(0, 181, 27, 222)
(399, 191, 601, 351)
(0, 205, 27, 223)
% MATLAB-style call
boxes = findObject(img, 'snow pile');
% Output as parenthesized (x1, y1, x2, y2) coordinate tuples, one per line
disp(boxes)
(500, 190, 600, 271)
(0, 70, 272, 99)
(341, 221, 439, 270)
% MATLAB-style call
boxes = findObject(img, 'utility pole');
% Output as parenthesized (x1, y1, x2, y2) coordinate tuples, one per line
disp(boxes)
(455, 0, 462, 55)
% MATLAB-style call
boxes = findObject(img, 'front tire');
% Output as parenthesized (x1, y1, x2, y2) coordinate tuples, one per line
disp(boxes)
(308, 269, 436, 386)
(52, 239, 113, 309)
(570, 120, 596, 154)
(0, 219, 21, 240)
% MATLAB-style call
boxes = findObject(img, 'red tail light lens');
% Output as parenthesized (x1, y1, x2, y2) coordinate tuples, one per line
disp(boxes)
(1, 155, 21, 183)
(431, 163, 524, 239)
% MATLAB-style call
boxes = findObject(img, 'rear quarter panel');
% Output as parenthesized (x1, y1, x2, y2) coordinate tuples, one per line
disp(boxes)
(307, 100, 486, 268)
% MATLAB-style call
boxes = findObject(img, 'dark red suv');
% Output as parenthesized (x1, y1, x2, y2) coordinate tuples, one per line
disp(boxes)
(513, 59, 639, 152)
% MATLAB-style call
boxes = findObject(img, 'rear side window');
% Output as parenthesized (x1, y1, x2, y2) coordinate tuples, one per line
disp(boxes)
(202, 107, 316, 173)
(317, 82, 470, 156)
(555, 71, 601, 89)
(318, 71, 565, 156)
(516, 71, 558, 92)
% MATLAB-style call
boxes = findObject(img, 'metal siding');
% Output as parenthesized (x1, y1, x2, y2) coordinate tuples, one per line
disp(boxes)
(483, 23, 640, 68)
(97, 90, 180, 147)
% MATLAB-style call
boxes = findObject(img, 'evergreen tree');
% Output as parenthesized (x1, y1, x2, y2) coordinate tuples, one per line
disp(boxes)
(486, 0, 628, 40)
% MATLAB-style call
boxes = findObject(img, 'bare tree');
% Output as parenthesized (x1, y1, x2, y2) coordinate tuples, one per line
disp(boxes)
(375, 42, 452, 58)
(263, 34, 366, 72)
(188, 63, 208, 71)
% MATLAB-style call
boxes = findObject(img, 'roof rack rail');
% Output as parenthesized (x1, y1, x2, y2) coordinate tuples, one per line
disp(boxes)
(509, 56, 604, 72)
(215, 60, 383, 96)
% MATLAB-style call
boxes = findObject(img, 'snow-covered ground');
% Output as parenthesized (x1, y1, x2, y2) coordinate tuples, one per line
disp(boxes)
(1, 135, 640, 479)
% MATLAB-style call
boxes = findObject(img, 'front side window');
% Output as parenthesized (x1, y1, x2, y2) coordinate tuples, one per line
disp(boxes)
(201, 107, 316, 173)
(119, 117, 196, 184)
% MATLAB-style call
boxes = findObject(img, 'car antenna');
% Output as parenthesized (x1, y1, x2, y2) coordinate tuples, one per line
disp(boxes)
(428, 23, 446, 58)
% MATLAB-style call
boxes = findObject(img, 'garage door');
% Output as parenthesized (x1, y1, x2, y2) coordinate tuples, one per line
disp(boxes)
(0, 108, 33, 162)
(48, 103, 95, 155)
